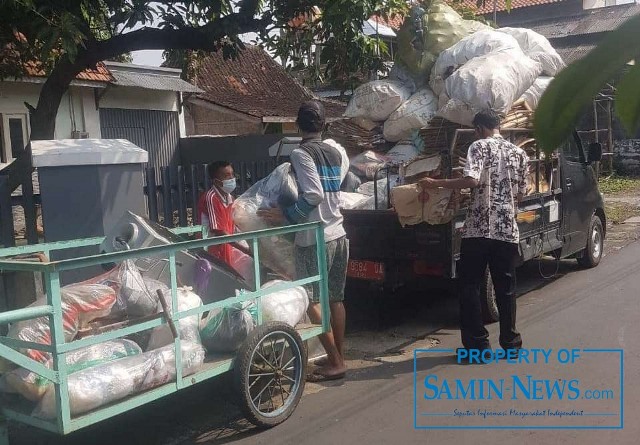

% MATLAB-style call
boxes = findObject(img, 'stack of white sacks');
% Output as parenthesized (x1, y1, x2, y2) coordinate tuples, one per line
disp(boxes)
(340, 26, 564, 212)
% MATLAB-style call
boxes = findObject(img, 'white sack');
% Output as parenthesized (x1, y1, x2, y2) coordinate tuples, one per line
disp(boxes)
(519, 76, 553, 110)
(497, 27, 565, 76)
(344, 80, 411, 121)
(260, 280, 309, 327)
(383, 88, 439, 142)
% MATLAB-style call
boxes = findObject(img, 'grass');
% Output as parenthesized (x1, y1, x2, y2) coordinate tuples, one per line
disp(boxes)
(605, 202, 640, 225)
(598, 175, 640, 195)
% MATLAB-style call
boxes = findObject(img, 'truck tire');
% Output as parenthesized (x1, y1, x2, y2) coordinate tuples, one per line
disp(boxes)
(480, 268, 499, 324)
(577, 216, 604, 268)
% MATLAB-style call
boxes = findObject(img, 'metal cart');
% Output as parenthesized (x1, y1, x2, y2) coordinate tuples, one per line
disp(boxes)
(0, 221, 329, 444)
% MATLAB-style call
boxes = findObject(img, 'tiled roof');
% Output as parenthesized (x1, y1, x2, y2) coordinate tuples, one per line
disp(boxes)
(554, 43, 598, 64)
(462, 0, 563, 14)
(24, 61, 113, 83)
(527, 3, 640, 39)
(369, 14, 404, 31)
(192, 46, 345, 119)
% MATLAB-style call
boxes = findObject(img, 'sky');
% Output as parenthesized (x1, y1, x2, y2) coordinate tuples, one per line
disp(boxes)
(131, 50, 164, 67)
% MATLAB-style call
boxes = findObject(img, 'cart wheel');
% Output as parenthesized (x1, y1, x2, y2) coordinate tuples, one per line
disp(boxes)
(234, 322, 307, 428)
(480, 267, 499, 324)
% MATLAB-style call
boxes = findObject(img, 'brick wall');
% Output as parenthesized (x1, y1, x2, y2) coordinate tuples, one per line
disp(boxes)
(185, 103, 262, 136)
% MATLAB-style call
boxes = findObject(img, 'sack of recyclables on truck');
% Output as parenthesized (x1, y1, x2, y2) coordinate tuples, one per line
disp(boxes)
(392, 185, 456, 226)
(34, 341, 205, 419)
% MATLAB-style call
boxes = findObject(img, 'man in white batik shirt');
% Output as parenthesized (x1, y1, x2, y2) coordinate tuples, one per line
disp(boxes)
(420, 109, 528, 356)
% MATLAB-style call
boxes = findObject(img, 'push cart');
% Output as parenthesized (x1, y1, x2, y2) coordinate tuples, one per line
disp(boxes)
(0, 221, 330, 444)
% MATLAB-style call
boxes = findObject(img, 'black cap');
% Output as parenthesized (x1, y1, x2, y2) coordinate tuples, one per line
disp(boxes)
(297, 100, 326, 133)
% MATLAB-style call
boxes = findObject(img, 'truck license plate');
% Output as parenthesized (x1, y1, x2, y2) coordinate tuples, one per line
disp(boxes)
(347, 260, 384, 281)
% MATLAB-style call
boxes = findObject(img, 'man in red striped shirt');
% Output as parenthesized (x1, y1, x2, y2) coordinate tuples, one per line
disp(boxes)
(197, 161, 237, 264)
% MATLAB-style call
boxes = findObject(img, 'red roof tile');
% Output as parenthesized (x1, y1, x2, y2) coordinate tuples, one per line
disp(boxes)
(193, 46, 345, 119)
(370, 13, 405, 31)
(461, 0, 563, 15)
(23, 61, 113, 83)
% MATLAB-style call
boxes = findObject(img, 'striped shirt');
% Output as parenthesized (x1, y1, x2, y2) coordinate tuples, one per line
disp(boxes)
(285, 138, 346, 247)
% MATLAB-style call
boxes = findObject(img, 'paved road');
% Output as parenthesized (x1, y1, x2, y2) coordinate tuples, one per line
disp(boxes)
(222, 242, 640, 445)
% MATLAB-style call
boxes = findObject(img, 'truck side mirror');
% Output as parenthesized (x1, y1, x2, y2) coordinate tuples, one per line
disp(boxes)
(587, 142, 602, 163)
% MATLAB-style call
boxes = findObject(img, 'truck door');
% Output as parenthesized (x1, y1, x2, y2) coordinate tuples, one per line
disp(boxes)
(560, 134, 591, 256)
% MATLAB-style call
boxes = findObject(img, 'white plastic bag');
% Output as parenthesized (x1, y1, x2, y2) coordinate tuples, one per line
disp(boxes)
(34, 341, 205, 419)
(349, 151, 389, 180)
(340, 192, 370, 210)
(497, 27, 565, 76)
(6, 339, 141, 402)
(260, 281, 309, 327)
(344, 80, 411, 121)
(146, 287, 203, 351)
(383, 88, 439, 143)
(385, 143, 422, 165)
(519, 76, 553, 110)
(437, 50, 542, 126)
(233, 163, 298, 279)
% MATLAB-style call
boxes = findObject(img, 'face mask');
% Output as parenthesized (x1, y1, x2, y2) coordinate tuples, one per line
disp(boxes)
(220, 178, 236, 194)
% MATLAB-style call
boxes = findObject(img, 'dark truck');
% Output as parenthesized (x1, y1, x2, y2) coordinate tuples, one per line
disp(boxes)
(342, 127, 605, 323)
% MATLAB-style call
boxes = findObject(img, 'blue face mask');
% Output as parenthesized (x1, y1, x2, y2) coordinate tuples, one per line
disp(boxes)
(220, 178, 236, 194)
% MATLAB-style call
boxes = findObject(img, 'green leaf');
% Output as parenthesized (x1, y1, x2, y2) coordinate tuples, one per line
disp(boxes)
(616, 63, 640, 137)
(534, 14, 640, 154)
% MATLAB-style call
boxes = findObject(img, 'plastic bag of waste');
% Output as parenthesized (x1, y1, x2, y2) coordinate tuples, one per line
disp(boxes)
(519, 76, 553, 110)
(200, 302, 256, 353)
(344, 80, 411, 122)
(497, 27, 565, 76)
(5, 339, 141, 402)
(146, 287, 203, 351)
(384, 88, 439, 143)
(260, 281, 309, 327)
(350, 151, 389, 180)
(34, 341, 205, 419)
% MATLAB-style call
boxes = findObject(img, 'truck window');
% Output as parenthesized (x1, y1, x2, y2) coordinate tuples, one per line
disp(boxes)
(561, 136, 584, 163)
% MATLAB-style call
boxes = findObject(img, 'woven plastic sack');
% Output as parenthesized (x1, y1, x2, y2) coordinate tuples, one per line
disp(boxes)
(200, 302, 256, 353)
(34, 341, 205, 419)
(519, 76, 553, 110)
(384, 143, 422, 165)
(395, 1, 489, 79)
(5, 339, 141, 402)
(430, 30, 521, 96)
(340, 192, 370, 210)
(146, 287, 203, 351)
(344, 80, 411, 122)
(391, 184, 456, 226)
(260, 281, 309, 327)
(437, 50, 542, 126)
(497, 27, 565, 76)
(384, 88, 439, 143)
(350, 151, 389, 180)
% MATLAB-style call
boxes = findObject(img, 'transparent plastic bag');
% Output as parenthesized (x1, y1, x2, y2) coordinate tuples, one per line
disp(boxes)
(200, 302, 256, 353)
(260, 281, 309, 327)
(6, 339, 141, 402)
(146, 287, 203, 351)
(34, 341, 205, 419)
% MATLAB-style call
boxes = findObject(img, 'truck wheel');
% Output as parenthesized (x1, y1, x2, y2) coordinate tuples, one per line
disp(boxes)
(577, 216, 604, 268)
(234, 322, 307, 428)
(480, 268, 499, 324)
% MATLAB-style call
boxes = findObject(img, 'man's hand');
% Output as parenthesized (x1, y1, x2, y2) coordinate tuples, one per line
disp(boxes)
(257, 207, 286, 225)
(419, 177, 440, 189)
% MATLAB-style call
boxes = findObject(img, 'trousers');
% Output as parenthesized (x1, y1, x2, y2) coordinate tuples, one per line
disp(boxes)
(457, 237, 523, 350)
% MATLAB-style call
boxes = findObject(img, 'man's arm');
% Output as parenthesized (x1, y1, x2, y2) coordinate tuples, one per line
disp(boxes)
(282, 149, 323, 224)
(420, 142, 483, 190)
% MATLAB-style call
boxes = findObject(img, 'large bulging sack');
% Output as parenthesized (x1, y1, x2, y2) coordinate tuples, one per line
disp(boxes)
(344, 80, 411, 122)
(383, 88, 439, 142)
(200, 303, 256, 353)
(396, 1, 489, 80)
(430, 30, 521, 96)
(391, 184, 456, 226)
(146, 287, 203, 351)
(497, 27, 565, 76)
(349, 150, 389, 180)
(519, 76, 553, 110)
(233, 163, 298, 279)
(437, 50, 542, 126)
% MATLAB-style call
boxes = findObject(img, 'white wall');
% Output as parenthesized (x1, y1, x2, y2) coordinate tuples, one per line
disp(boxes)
(0, 81, 102, 139)
(99, 86, 179, 112)
(583, 0, 637, 9)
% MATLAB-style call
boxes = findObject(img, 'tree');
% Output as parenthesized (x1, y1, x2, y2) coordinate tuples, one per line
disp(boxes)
(534, 14, 640, 154)
(1, 0, 407, 141)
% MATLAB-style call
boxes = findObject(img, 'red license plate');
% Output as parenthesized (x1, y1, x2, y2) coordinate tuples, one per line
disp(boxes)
(347, 260, 385, 281)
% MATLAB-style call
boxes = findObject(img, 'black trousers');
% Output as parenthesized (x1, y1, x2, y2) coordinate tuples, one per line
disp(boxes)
(458, 237, 523, 350)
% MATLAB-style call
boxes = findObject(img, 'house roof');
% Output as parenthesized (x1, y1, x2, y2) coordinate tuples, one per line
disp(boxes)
(23, 61, 114, 83)
(104, 62, 202, 93)
(526, 3, 640, 39)
(554, 43, 598, 64)
(463, 0, 563, 15)
(369, 14, 404, 31)
(192, 45, 345, 120)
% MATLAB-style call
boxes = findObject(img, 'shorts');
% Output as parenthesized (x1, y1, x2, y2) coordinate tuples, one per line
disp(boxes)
(294, 236, 349, 304)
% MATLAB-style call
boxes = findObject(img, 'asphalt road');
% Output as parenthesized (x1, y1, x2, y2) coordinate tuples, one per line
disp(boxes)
(222, 241, 640, 445)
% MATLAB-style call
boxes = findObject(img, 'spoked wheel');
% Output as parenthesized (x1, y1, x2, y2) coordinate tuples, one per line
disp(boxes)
(234, 322, 307, 428)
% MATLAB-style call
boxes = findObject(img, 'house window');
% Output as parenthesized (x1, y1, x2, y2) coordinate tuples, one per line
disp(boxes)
(1, 114, 29, 163)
